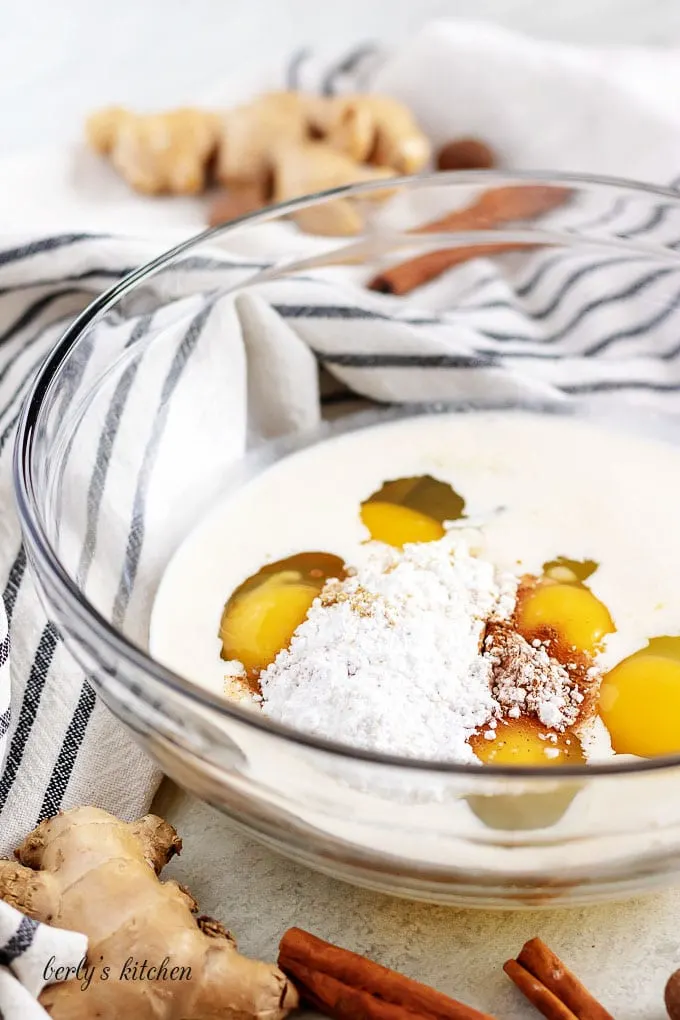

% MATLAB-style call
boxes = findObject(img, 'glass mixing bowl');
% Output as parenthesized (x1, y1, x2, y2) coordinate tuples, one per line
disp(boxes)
(14, 172, 680, 907)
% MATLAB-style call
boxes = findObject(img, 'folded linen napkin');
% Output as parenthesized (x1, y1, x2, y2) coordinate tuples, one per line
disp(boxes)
(3, 18, 680, 1017)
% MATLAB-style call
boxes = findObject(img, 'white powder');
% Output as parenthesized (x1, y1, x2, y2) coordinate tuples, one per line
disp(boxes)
(236, 536, 600, 763)
(259, 536, 518, 763)
(244, 538, 599, 762)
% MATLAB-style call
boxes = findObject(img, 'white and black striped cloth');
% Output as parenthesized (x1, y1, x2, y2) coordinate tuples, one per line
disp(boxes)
(0, 901, 87, 1020)
(0, 602, 9, 781)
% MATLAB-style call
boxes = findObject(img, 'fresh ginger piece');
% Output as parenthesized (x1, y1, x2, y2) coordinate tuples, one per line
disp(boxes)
(517, 582, 614, 655)
(86, 106, 221, 195)
(293, 197, 365, 237)
(366, 95, 431, 173)
(305, 94, 375, 163)
(360, 501, 445, 548)
(216, 91, 309, 187)
(309, 94, 431, 174)
(86, 105, 127, 154)
(0, 806, 298, 1020)
(272, 141, 395, 235)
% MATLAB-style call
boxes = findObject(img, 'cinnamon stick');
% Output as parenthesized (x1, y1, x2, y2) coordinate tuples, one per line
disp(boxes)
(505, 938, 614, 1020)
(283, 960, 445, 1020)
(370, 242, 540, 295)
(503, 960, 578, 1020)
(419, 185, 572, 235)
(279, 927, 495, 1020)
(368, 184, 571, 295)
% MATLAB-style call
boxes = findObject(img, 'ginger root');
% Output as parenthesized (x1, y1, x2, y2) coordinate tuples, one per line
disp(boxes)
(86, 106, 221, 195)
(87, 89, 429, 235)
(215, 91, 309, 188)
(209, 138, 396, 234)
(307, 93, 431, 175)
(272, 141, 395, 235)
(0, 806, 298, 1020)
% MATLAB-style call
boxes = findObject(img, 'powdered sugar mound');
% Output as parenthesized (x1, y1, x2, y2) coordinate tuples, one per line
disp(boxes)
(259, 536, 518, 762)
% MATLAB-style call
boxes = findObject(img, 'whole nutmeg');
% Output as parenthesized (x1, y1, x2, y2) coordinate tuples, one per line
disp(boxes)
(665, 969, 680, 1019)
(437, 137, 497, 171)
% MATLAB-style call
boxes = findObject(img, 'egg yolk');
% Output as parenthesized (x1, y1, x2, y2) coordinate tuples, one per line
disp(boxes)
(542, 555, 598, 585)
(471, 718, 584, 766)
(637, 635, 680, 662)
(360, 474, 465, 547)
(516, 582, 614, 655)
(219, 574, 318, 675)
(360, 501, 445, 548)
(599, 654, 680, 757)
(219, 552, 344, 675)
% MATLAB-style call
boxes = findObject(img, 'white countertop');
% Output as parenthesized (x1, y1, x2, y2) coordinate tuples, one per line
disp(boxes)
(153, 783, 680, 1019)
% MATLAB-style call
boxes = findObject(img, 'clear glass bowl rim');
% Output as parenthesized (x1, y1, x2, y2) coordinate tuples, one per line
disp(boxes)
(14, 168, 680, 780)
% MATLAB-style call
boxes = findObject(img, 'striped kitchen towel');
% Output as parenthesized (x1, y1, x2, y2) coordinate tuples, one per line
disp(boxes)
(0, 598, 9, 771)
(3, 19, 680, 1017)
(0, 900, 87, 1019)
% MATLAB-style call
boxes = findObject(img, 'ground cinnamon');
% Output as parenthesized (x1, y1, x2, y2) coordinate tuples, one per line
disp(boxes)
(279, 927, 495, 1020)
(504, 938, 614, 1020)
(368, 184, 570, 295)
